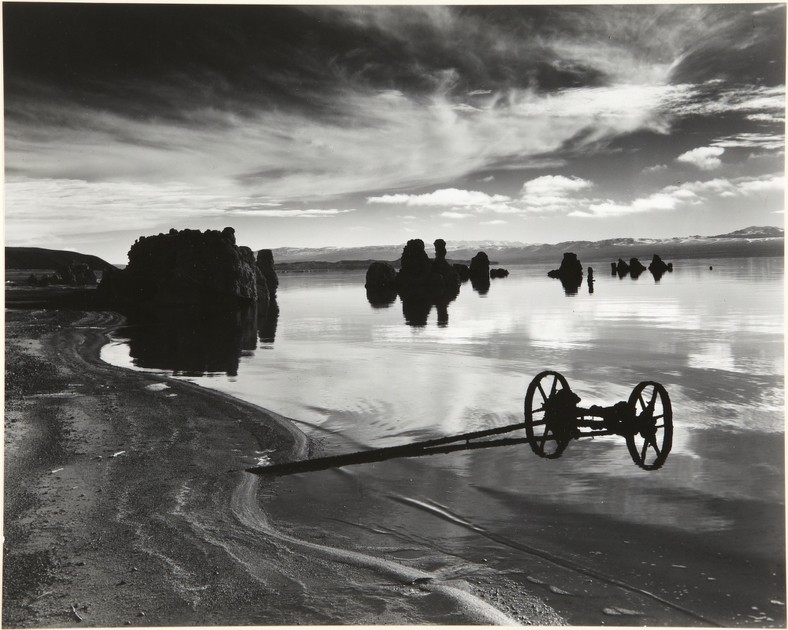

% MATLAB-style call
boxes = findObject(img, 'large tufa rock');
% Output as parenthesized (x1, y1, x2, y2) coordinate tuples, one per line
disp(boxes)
(648, 254, 673, 274)
(548, 252, 583, 281)
(256, 249, 279, 298)
(469, 252, 490, 279)
(548, 252, 583, 295)
(396, 239, 433, 290)
(98, 227, 275, 308)
(365, 261, 397, 291)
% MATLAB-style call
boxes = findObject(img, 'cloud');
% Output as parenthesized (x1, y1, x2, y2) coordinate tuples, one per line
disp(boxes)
(367, 188, 510, 208)
(224, 208, 354, 218)
(480, 175, 495, 182)
(440, 211, 471, 219)
(4, 4, 784, 248)
(676, 146, 725, 170)
(480, 219, 507, 225)
(570, 173, 784, 218)
(3, 176, 352, 247)
(711, 133, 784, 151)
(521, 175, 593, 196)
(643, 164, 668, 174)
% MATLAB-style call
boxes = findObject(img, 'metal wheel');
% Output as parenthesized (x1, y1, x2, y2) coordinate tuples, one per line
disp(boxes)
(524, 371, 573, 458)
(626, 381, 673, 470)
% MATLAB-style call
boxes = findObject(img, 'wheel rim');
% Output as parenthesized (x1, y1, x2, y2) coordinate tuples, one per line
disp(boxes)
(626, 381, 673, 470)
(524, 371, 572, 458)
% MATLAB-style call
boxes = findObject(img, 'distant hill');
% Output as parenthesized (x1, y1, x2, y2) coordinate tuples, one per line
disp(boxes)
(5, 247, 116, 271)
(270, 226, 784, 267)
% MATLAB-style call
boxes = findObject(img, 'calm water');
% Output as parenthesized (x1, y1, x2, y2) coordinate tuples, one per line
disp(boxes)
(103, 256, 785, 625)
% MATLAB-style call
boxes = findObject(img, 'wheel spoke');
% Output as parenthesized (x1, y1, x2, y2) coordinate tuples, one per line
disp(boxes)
(550, 375, 558, 397)
(653, 413, 664, 421)
(638, 392, 647, 412)
(647, 387, 658, 411)
(640, 439, 649, 462)
(537, 383, 548, 403)
(650, 440, 662, 459)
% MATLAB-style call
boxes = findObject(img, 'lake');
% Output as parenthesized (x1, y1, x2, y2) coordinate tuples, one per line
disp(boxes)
(102, 256, 785, 625)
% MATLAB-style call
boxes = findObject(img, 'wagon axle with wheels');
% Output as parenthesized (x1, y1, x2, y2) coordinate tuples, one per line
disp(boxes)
(244, 370, 673, 477)
(524, 370, 673, 470)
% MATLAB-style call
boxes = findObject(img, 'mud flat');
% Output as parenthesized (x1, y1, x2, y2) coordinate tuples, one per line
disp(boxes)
(4, 307, 562, 626)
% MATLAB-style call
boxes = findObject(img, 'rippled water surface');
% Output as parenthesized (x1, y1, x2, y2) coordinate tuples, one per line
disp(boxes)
(104, 256, 784, 624)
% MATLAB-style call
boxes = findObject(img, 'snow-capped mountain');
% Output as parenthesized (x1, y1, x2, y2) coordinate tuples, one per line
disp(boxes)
(269, 226, 783, 266)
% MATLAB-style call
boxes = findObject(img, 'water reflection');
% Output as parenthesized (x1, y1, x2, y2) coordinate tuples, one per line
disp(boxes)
(470, 275, 491, 295)
(258, 300, 279, 344)
(365, 287, 397, 309)
(120, 302, 278, 376)
(559, 275, 583, 296)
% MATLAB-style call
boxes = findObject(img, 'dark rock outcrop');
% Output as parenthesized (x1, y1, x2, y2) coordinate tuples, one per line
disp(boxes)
(365, 261, 398, 308)
(548, 253, 583, 296)
(453, 264, 471, 282)
(548, 253, 583, 281)
(629, 257, 647, 278)
(98, 227, 275, 308)
(629, 257, 647, 273)
(469, 252, 490, 279)
(256, 249, 279, 298)
(615, 258, 630, 277)
(490, 268, 509, 278)
(648, 254, 673, 280)
(365, 261, 397, 291)
(394, 238, 461, 302)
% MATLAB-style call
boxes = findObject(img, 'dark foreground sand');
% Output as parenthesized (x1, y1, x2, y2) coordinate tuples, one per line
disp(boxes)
(4, 308, 563, 626)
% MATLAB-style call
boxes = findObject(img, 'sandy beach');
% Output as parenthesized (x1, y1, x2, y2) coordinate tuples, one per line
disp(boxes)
(4, 306, 563, 627)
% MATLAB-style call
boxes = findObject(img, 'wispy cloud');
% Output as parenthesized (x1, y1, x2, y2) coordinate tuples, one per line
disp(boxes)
(711, 132, 784, 151)
(571, 173, 784, 218)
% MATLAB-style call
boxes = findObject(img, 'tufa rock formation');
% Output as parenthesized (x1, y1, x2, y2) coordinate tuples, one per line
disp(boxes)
(490, 268, 509, 278)
(548, 252, 584, 296)
(98, 227, 276, 308)
(648, 254, 673, 280)
(365, 238, 496, 324)
(615, 258, 630, 276)
(453, 264, 471, 282)
(365, 261, 397, 291)
(256, 249, 280, 298)
(628, 257, 647, 279)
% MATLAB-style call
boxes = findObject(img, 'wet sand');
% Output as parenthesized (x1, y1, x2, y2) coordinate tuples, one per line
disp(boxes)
(3, 307, 562, 626)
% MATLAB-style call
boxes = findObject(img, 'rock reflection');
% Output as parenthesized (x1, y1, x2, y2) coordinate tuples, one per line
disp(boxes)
(121, 303, 272, 376)
(365, 287, 397, 309)
(258, 300, 279, 344)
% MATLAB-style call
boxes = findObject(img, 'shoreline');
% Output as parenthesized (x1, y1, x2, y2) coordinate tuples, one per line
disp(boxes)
(4, 307, 561, 626)
(4, 307, 310, 626)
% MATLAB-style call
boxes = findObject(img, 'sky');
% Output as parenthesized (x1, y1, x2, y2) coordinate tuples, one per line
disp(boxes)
(4, 3, 785, 263)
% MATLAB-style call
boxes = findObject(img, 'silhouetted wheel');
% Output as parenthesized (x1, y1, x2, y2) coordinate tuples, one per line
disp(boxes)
(524, 371, 572, 458)
(626, 382, 673, 470)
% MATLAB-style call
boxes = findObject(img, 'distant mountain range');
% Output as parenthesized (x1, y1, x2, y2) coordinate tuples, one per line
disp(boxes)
(271, 226, 784, 267)
(5, 226, 783, 273)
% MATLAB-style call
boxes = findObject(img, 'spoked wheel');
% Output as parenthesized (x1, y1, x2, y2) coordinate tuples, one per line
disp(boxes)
(524, 371, 574, 458)
(626, 381, 673, 470)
